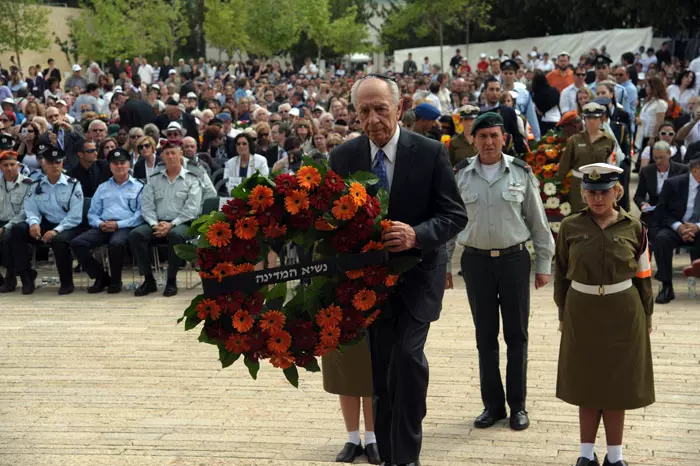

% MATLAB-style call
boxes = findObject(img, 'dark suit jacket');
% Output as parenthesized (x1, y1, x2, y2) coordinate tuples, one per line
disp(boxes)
(265, 144, 283, 169)
(480, 105, 527, 155)
(156, 112, 199, 140)
(38, 130, 83, 171)
(656, 174, 692, 230)
(67, 160, 111, 198)
(329, 129, 468, 323)
(119, 98, 157, 130)
(634, 162, 688, 209)
(133, 156, 162, 181)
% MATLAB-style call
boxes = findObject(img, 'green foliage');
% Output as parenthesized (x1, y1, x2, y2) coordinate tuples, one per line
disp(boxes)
(174, 244, 198, 263)
(134, 0, 189, 59)
(203, 0, 249, 58)
(0, 0, 51, 71)
(245, 0, 304, 57)
(244, 356, 260, 379)
(283, 365, 299, 388)
(219, 344, 240, 368)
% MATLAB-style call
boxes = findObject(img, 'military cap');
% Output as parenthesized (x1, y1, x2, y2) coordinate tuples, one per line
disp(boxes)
(414, 103, 441, 121)
(582, 102, 606, 118)
(108, 124, 120, 137)
(580, 163, 623, 190)
(556, 110, 581, 127)
(470, 112, 504, 135)
(458, 105, 480, 119)
(501, 59, 519, 71)
(43, 146, 66, 162)
(107, 147, 131, 163)
(0, 133, 15, 150)
(0, 150, 18, 161)
(593, 54, 613, 67)
(36, 143, 50, 156)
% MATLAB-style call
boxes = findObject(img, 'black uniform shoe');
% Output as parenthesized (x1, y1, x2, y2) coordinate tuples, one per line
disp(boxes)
(575, 454, 600, 466)
(87, 274, 110, 294)
(134, 279, 157, 297)
(473, 408, 507, 428)
(0, 276, 17, 293)
(365, 443, 381, 464)
(107, 282, 123, 294)
(335, 442, 363, 462)
(509, 410, 530, 430)
(602, 456, 627, 466)
(58, 284, 75, 295)
(163, 283, 178, 297)
(21, 269, 37, 295)
(655, 283, 675, 304)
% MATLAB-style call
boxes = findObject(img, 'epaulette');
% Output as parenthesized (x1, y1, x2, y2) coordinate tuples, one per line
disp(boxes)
(453, 157, 473, 173)
(135, 178, 145, 185)
(510, 157, 529, 171)
(21, 178, 35, 185)
(149, 171, 163, 178)
(187, 158, 200, 167)
(67, 177, 78, 183)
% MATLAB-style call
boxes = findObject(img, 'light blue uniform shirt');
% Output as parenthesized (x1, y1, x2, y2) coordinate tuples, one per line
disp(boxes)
(24, 173, 83, 233)
(513, 87, 541, 140)
(88, 176, 145, 229)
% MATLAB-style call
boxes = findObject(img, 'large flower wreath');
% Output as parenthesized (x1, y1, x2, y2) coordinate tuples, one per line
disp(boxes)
(175, 158, 418, 386)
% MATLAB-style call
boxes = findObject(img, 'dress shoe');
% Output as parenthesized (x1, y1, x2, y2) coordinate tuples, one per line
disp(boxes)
(602, 456, 627, 466)
(474, 408, 507, 428)
(509, 410, 530, 430)
(335, 442, 363, 462)
(655, 284, 675, 304)
(163, 283, 178, 297)
(0, 276, 17, 293)
(575, 454, 600, 466)
(87, 274, 110, 294)
(107, 282, 123, 294)
(134, 279, 157, 297)
(21, 269, 37, 295)
(58, 284, 75, 295)
(365, 443, 381, 465)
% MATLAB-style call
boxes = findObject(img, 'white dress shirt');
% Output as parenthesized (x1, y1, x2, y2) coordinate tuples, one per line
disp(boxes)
(369, 125, 400, 192)
(656, 169, 670, 194)
(672, 174, 700, 231)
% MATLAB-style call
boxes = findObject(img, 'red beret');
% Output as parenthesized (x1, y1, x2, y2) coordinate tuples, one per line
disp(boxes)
(0, 150, 18, 161)
(556, 110, 580, 127)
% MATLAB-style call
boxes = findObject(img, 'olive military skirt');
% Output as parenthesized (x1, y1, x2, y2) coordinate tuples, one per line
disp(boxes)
(322, 338, 373, 397)
(557, 287, 655, 409)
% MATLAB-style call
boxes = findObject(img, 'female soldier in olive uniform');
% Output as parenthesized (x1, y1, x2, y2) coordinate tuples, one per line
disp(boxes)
(554, 163, 654, 466)
(557, 103, 616, 212)
(448, 105, 479, 166)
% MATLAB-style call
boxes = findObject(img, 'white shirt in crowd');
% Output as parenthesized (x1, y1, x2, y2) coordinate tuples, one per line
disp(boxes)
(224, 154, 269, 192)
(656, 169, 670, 194)
(299, 63, 318, 78)
(639, 55, 658, 72)
(421, 63, 431, 75)
(559, 83, 583, 114)
(640, 145, 686, 161)
(684, 120, 700, 146)
(426, 93, 442, 113)
(636, 98, 668, 147)
(689, 56, 700, 92)
(667, 84, 697, 113)
(536, 59, 554, 73)
(138, 64, 154, 85)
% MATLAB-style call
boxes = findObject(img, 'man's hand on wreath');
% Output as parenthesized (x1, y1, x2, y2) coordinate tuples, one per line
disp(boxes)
(383, 221, 418, 252)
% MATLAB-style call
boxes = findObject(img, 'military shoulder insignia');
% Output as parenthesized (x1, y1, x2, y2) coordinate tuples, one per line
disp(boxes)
(75, 191, 83, 200)
(510, 157, 530, 171)
(453, 157, 473, 173)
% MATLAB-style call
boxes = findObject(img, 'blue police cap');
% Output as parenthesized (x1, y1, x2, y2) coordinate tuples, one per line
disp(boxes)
(414, 103, 441, 121)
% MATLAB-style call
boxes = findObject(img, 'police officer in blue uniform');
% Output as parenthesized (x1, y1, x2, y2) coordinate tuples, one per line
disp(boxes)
(8, 146, 84, 294)
(70, 148, 145, 294)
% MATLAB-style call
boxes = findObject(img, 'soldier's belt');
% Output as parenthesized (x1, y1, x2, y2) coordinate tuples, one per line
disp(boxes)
(571, 279, 632, 296)
(463, 243, 525, 258)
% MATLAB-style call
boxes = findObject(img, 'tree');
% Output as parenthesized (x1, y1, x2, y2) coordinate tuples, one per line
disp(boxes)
(133, 0, 189, 60)
(54, 31, 80, 66)
(0, 0, 51, 71)
(245, 0, 304, 57)
(203, 0, 249, 60)
(299, 0, 370, 62)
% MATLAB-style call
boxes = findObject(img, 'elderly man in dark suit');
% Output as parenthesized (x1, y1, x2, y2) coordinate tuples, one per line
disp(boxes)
(329, 75, 468, 466)
(653, 152, 700, 304)
(634, 140, 688, 242)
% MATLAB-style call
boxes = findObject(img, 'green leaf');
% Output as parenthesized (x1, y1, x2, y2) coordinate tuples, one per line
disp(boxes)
(230, 182, 249, 200)
(188, 216, 209, 236)
(377, 189, 389, 217)
(218, 344, 240, 368)
(184, 295, 205, 319)
(244, 356, 260, 379)
(174, 243, 197, 263)
(266, 282, 287, 301)
(387, 256, 421, 274)
(197, 234, 212, 248)
(302, 358, 320, 372)
(283, 365, 299, 388)
(198, 327, 218, 345)
(349, 171, 379, 186)
(184, 314, 201, 331)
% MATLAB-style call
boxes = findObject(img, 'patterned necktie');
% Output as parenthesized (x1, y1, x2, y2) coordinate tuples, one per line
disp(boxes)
(690, 183, 700, 223)
(373, 149, 389, 191)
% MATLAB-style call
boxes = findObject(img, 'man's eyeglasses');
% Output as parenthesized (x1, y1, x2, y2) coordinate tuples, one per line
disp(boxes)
(575, 73, 586, 77)
(166, 131, 180, 137)
(259, 132, 269, 137)
(137, 144, 151, 150)
(84, 148, 98, 154)
(236, 141, 249, 146)
(659, 131, 675, 137)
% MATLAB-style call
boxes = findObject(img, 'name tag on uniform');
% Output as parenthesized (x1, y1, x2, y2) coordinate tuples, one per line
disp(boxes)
(508, 182, 525, 192)
(578, 144, 587, 147)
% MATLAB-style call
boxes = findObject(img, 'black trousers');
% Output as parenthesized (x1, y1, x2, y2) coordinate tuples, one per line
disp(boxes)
(369, 309, 430, 464)
(128, 223, 190, 280)
(0, 221, 10, 272)
(71, 228, 133, 283)
(9, 220, 81, 285)
(461, 248, 531, 412)
(653, 227, 700, 283)
(619, 158, 632, 211)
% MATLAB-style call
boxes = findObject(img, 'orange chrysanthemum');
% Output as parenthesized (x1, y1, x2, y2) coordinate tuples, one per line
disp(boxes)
(232, 263, 256, 275)
(248, 185, 275, 211)
(319, 326, 340, 347)
(316, 304, 343, 328)
(546, 136, 556, 144)
(206, 221, 233, 248)
(225, 333, 251, 354)
(196, 298, 221, 320)
(267, 330, 292, 354)
(296, 166, 321, 190)
(332, 195, 358, 220)
(232, 309, 254, 333)
(345, 269, 364, 279)
(270, 352, 295, 369)
(349, 182, 367, 207)
(362, 241, 384, 252)
(380, 219, 393, 233)
(364, 310, 380, 327)
(284, 190, 310, 215)
(384, 274, 399, 287)
(524, 152, 535, 163)
(259, 310, 286, 332)
(263, 222, 287, 238)
(314, 218, 336, 231)
(353, 289, 377, 311)
(234, 217, 259, 240)
(211, 262, 236, 282)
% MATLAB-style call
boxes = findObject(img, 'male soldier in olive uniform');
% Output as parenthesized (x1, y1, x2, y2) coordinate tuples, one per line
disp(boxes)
(448, 105, 480, 166)
(452, 112, 555, 432)
(0, 151, 35, 292)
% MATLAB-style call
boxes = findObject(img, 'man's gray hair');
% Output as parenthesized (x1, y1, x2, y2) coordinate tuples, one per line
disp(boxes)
(128, 127, 144, 137)
(350, 76, 400, 108)
(88, 119, 107, 131)
(653, 140, 671, 153)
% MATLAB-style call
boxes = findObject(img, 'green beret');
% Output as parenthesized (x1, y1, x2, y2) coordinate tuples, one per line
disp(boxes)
(471, 112, 504, 136)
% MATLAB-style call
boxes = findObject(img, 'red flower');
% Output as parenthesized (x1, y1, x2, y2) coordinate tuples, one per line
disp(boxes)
(267, 330, 292, 354)
(275, 173, 298, 196)
(232, 309, 254, 332)
(263, 222, 287, 238)
(239, 239, 260, 262)
(288, 320, 317, 350)
(222, 198, 249, 221)
(363, 265, 388, 287)
(331, 230, 358, 253)
(347, 213, 375, 240)
(364, 196, 381, 218)
(219, 291, 245, 315)
(316, 304, 343, 328)
(336, 281, 361, 306)
(226, 333, 251, 354)
(309, 186, 332, 210)
(319, 326, 340, 347)
(256, 203, 283, 227)
(244, 291, 265, 316)
(288, 209, 314, 229)
(293, 351, 317, 369)
(248, 185, 275, 211)
(270, 352, 295, 369)
(204, 320, 227, 341)
(341, 307, 364, 332)
(197, 248, 216, 270)
(324, 170, 345, 193)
